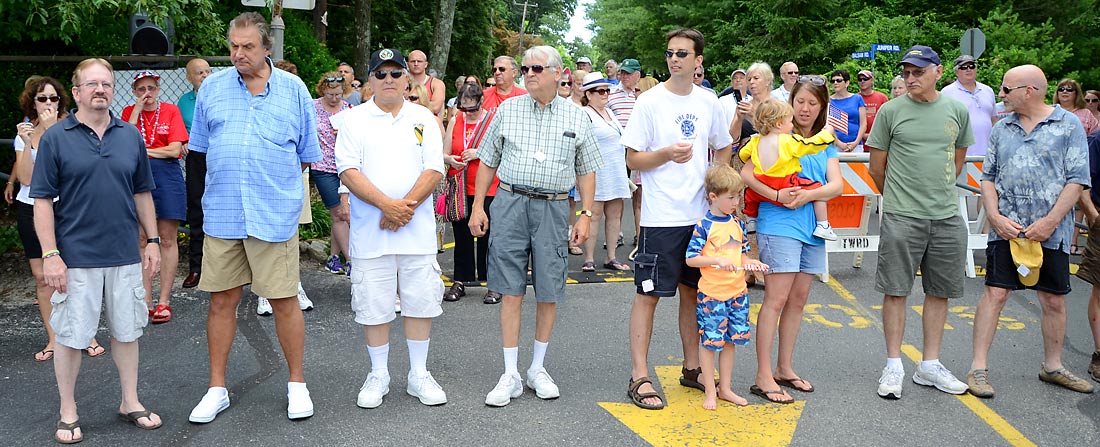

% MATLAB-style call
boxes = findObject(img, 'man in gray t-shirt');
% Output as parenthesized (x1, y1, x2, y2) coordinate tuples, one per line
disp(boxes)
(866, 45, 974, 401)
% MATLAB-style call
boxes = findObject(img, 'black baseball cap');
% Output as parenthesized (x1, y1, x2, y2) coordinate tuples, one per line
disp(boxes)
(369, 48, 407, 72)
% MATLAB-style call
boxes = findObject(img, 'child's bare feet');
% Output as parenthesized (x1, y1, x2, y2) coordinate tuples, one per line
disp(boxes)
(703, 391, 718, 410)
(718, 388, 748, 406)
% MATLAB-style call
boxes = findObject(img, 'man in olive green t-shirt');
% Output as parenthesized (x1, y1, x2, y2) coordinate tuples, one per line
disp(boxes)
(866, 45, 975, 401)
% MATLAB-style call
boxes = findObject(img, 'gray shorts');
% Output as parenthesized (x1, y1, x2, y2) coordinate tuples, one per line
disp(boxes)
(874, 213, 966, 299)
(487, 188, 570, 303)
(50, 263, 148, 349)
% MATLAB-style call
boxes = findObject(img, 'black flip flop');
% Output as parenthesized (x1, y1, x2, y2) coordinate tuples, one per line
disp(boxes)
(775, 377, 815, 393)
(118, 410, 162, 430)
(750, 385, 793, 404)
(55, 419, 82, 444)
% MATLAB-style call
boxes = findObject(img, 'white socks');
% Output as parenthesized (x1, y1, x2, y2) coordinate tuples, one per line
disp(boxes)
(368, 343, 390, 376)
(886, 357, 903, 371)
(530, 340, 549, 373)
(503, 347, 519, 375)
(407, 339, 430, 375)
(920, 359, 942, 371)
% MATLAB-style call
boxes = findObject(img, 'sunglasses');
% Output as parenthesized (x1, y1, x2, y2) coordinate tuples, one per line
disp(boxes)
(857, 76, 871, 82)
(324, 76, 345, 83)
(351, 82, 361, 88)
(134, 86, 158, 94)
(36, 95, 61, 103)
(1087, 98, 1100, 103)
(786, 71, 800, 76)
(458, 104, 481, 112)
(694, 73, 704, 78)
(588, 88, 611, 95)
(957, 63, 976, 70)
(408, 95, 420, 101)
(520, 65, 549, 75)
(493, 66, 509, 73)
(1001, 85, 1032, 95)
(560, 81, 572, 86)
(831, 78, 846, 83)
(797, 75, 826, 86)
(899, 68, 927, 79)
(1058, 86, 1076, 93)
(664, 50, 692, 59)
(371, 70, 404, 80)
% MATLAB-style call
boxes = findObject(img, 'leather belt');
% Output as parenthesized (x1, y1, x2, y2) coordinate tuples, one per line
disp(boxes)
(499, 182, 570, 201)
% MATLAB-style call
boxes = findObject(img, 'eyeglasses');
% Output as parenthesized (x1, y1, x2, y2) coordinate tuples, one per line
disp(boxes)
(1001, 85, 1032, 95)
(785, 71, 800, 76)
(664, 50, 692, 59)
(560, 81, 572, 87)
(81, 81, 113, 90)
(588, 88, 610, 95)
(831, 78, 846, 83)
(520, 65, 548, 75)
(899, 68, 927, 79)
(1087, 98, 1100, 103)
(1058, 86, 1076, 93)
(324, 76, 345, 83)
(857, 76, 871, 82)
(371, 70, 404, 80)
(957, 63, 976, 71)
(323, 92, 343, 99)
(797, 75, 826, 86)
(408, 95, 420, 101)
(35, 95, 60, 103)
(134, 86, 158, 94)
(694, 73, 704, 78)
(493, 66, 509, 73)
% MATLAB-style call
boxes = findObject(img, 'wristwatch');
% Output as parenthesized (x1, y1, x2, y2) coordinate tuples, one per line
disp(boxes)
(147, 237, 161, 244)
(579, 210, 593, 217)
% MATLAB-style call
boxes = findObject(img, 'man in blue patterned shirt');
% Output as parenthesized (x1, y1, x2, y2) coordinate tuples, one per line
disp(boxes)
(187, 12, 322, 423)
(969, 64, 1094, 398)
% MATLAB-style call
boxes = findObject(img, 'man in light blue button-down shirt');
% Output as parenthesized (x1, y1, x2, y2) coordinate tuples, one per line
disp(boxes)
(186, 12, 322, 424)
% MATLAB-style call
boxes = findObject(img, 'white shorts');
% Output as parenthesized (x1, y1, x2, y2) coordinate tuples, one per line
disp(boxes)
(350, 254, 444, 325)
(50, 263, 147, 349)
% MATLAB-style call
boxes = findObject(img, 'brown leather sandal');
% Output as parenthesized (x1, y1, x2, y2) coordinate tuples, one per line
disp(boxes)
(628, 377, 665, 410)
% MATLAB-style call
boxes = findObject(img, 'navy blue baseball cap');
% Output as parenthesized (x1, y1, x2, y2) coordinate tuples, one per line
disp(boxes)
(369, 48, 407, 72)
(897, 45, 941, 67)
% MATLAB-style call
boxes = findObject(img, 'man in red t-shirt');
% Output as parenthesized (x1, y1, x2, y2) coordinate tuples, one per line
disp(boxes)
(857, 70, 889, 138)
(483, 55, 528, 115)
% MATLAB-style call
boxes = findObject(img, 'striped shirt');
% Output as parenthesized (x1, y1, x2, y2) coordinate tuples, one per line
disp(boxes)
(607, 84, 635, 128)
(477, 95, 603, 192)
(189, 58, 322, 242)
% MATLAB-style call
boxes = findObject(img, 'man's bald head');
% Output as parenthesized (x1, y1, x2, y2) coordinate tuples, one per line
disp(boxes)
(1002, 64, 1049, 113)
(186, 58, 211, 91)
(1007, 64, 1048, 95)
(408, 50, 429, 75)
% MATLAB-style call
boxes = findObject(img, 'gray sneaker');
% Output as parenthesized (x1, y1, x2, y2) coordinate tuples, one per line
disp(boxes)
(967, 369, 995, 398)
(913, 363, 968, 395)
(1039, 365, 1095, 394)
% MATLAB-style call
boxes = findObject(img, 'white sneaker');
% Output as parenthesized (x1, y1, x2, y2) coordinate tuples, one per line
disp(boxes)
(813, 222, 838, 241)
(877, 366, 904, 399)
(407, 370, 448, 406)
(913, 362, 968, 395)
(257, 297, 273, 316)
(525, 368, 561, 399)
(297, 283, 314, 311)
(395, 297, 402, 314)
(485, 372, 523, 407)
(287, 383, 314, 419)
(356, 371, 390, 409)
(189, 387, 230, 423)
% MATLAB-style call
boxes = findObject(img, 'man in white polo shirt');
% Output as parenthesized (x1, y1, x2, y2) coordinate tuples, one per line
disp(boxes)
(335, 48, 448, 409)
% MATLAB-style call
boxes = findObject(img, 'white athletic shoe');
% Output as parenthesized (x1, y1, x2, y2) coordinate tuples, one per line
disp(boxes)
(485, 372, 523, 407)
(878, 366, 904, 399)
(913, 363, 969, 395)
(813, 222, 838, 241)
(188, 387, 230, 423)
(297, 283, 314, 311)
(256, 297, 273, 316)
(356, 371, 390, 409)
(525, 368, 561, 399)
(287, 383, 314, 419)
(407, 370, 448, 406)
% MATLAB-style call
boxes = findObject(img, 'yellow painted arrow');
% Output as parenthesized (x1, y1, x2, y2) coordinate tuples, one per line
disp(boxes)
(599, 365, 806, 446)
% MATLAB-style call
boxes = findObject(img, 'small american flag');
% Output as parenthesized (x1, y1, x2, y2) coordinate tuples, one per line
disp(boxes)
(827, 103, 849, 135)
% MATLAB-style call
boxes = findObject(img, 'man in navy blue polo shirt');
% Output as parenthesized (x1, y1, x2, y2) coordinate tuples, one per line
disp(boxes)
(31, 57, 162, 443)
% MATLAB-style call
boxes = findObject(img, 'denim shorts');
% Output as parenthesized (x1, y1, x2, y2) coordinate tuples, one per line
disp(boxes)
(757, 233, 825, 274)
(312, 170, 343, 209)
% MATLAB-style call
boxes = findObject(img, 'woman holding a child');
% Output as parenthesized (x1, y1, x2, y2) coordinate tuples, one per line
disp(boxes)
(737, 73, 843, 404)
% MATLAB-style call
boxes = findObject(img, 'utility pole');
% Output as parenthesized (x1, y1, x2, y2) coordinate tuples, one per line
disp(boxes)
(513, 0, 537, 54)
(271, 0, 285, 61)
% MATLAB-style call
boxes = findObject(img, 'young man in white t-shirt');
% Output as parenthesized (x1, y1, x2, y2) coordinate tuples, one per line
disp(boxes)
(334, 49, 448, 409)
(621, 28, 734, 410)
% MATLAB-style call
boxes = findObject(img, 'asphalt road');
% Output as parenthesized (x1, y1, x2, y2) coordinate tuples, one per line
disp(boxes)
(1, 221, 1098, 446)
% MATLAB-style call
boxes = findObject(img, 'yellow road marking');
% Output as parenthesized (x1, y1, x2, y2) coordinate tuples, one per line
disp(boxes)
(828, 281, 1037, 447)
(599, 365, 805, 446)
(909, 305, 955, 329)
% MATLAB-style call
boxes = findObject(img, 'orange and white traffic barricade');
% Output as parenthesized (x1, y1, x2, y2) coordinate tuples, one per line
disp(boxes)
(820, 154, 988, 283)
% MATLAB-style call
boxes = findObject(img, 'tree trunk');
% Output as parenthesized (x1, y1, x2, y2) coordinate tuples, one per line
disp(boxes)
(354, 0, 372, 76)
(313, 0, 327, 43)
(430, 0, 457, 78)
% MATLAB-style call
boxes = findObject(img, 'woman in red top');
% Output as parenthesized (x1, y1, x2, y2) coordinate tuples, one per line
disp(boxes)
(122, 70, 188, 324)
(441, 82, 502, 304)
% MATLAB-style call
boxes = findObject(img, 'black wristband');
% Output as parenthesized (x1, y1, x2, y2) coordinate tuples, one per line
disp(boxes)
(147, 237, 161, 244)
